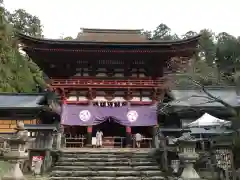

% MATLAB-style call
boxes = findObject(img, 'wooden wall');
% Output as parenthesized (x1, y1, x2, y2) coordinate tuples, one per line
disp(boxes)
(0, 119, 37, 133)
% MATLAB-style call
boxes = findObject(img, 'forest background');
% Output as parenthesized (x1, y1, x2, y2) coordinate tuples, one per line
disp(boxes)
(1, 1, 239, 93)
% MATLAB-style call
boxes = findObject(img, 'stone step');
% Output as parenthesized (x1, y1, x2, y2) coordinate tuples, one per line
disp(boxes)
(62, 153, 151, 158)
(53, 165, 160, 171)
(50, 170, 163, 177)
(59, 157, 155, 162)
(56, 161, 158, 166)
(50, 176, 165, 180)
(51, 149, 163, 179)
(61, 148, 153, 154)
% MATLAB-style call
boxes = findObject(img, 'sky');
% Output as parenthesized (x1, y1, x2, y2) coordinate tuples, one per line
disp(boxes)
(4, 0, 240, 39)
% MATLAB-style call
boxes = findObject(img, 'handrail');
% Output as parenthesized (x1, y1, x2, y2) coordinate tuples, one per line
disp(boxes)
(50, 78, 168, 87)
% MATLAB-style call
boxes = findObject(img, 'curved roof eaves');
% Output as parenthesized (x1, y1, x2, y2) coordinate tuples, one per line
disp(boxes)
(17, 32, 201, 47)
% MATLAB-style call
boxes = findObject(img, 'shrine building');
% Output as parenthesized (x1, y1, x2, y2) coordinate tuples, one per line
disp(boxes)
(18, 28, 201, 148)
(0, 93, 60, 134)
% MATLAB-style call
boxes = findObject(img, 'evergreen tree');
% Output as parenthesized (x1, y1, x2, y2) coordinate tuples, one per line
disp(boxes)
(0, 1, 45, 92)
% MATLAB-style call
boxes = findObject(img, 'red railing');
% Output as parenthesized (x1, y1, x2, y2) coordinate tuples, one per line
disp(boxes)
(50, 78, 169, 89)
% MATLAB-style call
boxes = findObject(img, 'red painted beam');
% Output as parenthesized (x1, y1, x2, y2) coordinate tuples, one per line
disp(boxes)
(64, 100, 153, 105)
(50, 78, 170, 89)
(52, 85, 166, 89)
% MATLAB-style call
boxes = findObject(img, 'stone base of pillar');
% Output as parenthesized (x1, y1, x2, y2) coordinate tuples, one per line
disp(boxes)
(181, 163, 200, 179)
(2, 162, 26, 180)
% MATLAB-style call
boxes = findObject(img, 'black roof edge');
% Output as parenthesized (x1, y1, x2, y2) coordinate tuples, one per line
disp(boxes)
(0, 105, 45, 110)
(24, 124, 57, 131)
(17, 32, 202, 46)
(0, 92, 47, 96)
(80, 28, 144, 34)
(0, 107, 44, 110)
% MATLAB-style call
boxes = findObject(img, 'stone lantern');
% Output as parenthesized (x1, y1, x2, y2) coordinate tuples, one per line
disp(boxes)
(176, 132, 200, 179)
(1, 121, 34, 180)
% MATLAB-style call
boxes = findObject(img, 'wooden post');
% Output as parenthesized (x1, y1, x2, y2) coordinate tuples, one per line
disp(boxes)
(159, 133, 168, 172)
(230, 149, 236, 180)
(47, 132, 54, 149)
(153, 125, 158, 148)
(56, 131, 62, 149)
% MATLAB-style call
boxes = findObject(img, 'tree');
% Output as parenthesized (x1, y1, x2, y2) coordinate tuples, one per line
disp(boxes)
(198, 29, 216, 65)
(63, 36, 73, 40)
(216, 32, 240, 73)
(7, 9, 43, 37)
(182, 31, 198, 39)
(142, 30, 152, 40)
(152, 23, 179, 40)
(0, 1, 45, 92)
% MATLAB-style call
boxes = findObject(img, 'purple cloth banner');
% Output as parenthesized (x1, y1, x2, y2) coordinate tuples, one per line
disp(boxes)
(61, 104, 157, 127)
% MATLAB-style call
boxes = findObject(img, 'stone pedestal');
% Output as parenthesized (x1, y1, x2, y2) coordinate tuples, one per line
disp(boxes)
(2, 160, 25, 180)
(180, 162, 200, 179)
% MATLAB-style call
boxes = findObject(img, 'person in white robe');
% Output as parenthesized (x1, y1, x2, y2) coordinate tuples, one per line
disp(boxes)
(96, 130, 103, 147)
(135, 133, 142, 148)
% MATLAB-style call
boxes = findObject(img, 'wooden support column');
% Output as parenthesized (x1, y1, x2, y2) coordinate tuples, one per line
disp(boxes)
(152, 125, 159, 148)
(86, 88, 93, 147)
(152, 96, 158, 148)
(86, 126, 92, 147)
(125, 97, 132, 148)
(126, 126, 132, 148)
(57, 96, 66, 149)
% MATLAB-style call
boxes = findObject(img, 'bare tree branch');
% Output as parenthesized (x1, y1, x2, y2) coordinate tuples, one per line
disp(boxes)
(190, 78, 237, 115)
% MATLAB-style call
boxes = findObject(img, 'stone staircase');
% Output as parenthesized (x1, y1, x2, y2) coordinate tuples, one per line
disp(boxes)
(50, 148, 165, 180)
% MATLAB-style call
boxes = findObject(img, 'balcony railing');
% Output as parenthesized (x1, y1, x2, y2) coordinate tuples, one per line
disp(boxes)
(50, 78, 169, 89)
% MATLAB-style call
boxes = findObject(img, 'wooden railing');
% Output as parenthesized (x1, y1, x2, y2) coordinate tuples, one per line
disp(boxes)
(51, 78, 169, 89)
(65, 135, 86, 148)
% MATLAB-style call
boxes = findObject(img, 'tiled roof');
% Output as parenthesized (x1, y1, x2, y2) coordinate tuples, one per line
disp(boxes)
(77, 28, 147, 42)
(0, 94, 46, 109)
(169, 88, 239, 107)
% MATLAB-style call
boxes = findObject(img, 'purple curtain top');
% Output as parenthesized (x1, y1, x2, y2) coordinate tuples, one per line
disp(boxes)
(61, 104, 157, 127)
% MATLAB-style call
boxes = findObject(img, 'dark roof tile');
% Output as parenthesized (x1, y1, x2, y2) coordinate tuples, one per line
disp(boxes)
(169, 88, 239, 107)
(0, 94, 46, 108)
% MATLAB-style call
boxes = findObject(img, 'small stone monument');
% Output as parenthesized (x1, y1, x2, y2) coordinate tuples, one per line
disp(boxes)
(1, 121, 34, 180)
(177, 132, 200, 180)
(171, 159, 180, 174)
(31, 156, 43, 177)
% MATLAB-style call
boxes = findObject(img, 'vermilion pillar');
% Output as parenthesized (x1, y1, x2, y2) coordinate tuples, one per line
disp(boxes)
(126, 126, 132, 147)
(86, 126, 92, 147)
